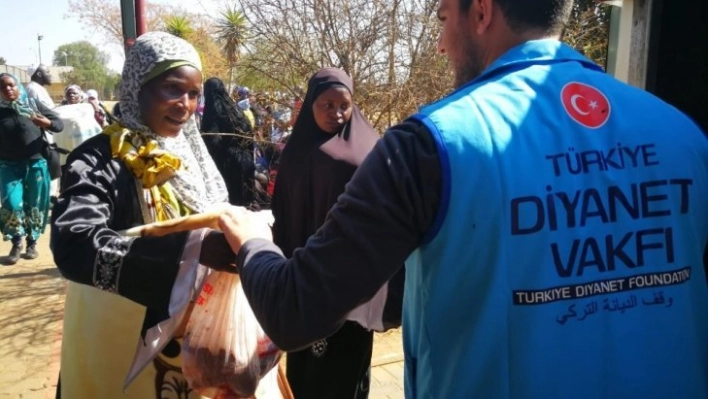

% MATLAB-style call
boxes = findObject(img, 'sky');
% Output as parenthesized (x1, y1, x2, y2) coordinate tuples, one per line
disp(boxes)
(2, 0, 223, 73)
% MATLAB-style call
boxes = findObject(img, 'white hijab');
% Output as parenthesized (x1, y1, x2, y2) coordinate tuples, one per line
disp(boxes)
(118, 31, 228, 212)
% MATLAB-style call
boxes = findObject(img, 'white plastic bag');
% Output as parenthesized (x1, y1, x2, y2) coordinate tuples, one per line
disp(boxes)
(182, 271, 282, 398)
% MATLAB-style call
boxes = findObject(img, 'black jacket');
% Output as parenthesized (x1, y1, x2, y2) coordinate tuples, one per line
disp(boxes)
(51, 134, 189, 316)
(0, 102, 63, 161)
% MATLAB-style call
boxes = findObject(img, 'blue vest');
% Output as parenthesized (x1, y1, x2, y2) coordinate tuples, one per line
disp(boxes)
(404, 40, 708, 398)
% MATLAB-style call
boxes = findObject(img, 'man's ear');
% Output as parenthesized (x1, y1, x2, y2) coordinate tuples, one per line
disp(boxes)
(471, 0, 495, 35)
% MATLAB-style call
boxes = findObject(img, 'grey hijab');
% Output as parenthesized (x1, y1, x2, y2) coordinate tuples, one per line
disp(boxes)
(118, 31, 228, 213)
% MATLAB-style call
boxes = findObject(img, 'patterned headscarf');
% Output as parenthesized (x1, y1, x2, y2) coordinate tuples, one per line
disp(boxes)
(117, 31, 227, 213)
(0, 73, 35, 118)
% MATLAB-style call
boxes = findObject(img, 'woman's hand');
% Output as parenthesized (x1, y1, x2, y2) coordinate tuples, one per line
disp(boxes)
(30, 114, 52, 129)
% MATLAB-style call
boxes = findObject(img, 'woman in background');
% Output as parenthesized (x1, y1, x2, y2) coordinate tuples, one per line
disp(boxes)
(85, 89, 110, 126)
(0, 73, 63, 264)
(60, 85, 82, 105)
(272, 67, 381, 398)
(52, 89, 103, 167)
(200, 77, 256, 206)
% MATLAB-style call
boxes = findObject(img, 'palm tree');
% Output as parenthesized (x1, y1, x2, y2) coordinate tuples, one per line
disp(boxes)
(214, 7, 247, 88)
(163, 15, 194, 39)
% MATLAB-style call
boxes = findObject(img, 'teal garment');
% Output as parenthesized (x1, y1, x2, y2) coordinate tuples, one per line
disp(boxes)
(0, 73, 36, 118)
(0, 158, 50, 241)
(404, 39, 708, 398)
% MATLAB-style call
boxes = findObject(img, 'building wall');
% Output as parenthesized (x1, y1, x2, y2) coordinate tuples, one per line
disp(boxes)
(0, 65, 74, 103)
(47, 83, 69, 103)
(0, 65, 30, 83)
(46, 66, 75, 103)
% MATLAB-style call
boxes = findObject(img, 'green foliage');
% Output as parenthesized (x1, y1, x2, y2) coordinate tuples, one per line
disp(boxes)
(163, 15, 194, 39)
(103, 73, 122, 100)
(214, 6, 248, 87)
(53, 41, 111, 93)
(214, 7, 247, 65)
(158, 12, 231, 81)
(0, 56, 6, 65)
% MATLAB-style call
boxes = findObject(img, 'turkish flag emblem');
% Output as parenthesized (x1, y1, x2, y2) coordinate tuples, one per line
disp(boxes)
(561, 82, 611, 129)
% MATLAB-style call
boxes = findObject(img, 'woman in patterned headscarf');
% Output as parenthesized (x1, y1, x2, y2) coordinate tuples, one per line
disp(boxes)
(51, 32, 237, 398)
(61, 84, 83, 105)
(0, 73, 63, 264)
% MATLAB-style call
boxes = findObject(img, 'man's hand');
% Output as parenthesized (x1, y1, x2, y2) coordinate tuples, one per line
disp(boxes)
(199, 230, 237, 273)
(218, 206, 273, 255)
(30, 114, 51, 129)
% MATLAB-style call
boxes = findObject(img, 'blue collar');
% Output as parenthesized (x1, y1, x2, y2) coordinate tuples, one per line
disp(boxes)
(455, 39, 604, 93)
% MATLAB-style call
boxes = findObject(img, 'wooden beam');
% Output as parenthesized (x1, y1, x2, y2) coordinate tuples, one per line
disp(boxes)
(627, 0, 655, 88)
(608, 1, 633, 83)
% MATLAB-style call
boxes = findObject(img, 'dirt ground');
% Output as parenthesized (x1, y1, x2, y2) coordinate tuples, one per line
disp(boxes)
(0, 233, 63, 399)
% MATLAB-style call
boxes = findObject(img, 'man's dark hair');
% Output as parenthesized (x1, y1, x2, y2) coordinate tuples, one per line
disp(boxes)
(459, 0, 573, 36)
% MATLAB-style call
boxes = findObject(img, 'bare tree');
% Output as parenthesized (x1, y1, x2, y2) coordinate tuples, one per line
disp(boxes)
(233, 0, 450, 131)
(69, 0, 611, 132)
(68, 0, 231, 81)
(66, 0, 185, 53)
(562, 0, 612, 68)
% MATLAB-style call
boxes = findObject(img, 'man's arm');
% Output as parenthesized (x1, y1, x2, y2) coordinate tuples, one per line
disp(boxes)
(229, 120, 443, 351)
(35, 101, 63, 132)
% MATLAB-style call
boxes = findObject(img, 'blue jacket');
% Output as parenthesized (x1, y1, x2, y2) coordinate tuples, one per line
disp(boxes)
(404, 39, 708, 398)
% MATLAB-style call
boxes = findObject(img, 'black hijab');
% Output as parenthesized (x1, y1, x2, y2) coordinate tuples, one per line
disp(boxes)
(200, 77, 251, 136)
(200, 77, 255, 206)
(272, 67, 379, 257)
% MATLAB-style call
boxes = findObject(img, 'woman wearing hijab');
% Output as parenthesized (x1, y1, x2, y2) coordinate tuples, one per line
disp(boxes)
(85, 89, 110, 126)
(52, 88, 103, 166)
(51, 32, 237, 398)
(200, 77, 256, 206)
(272, 67, 381, 398)
(0, 73, 63, 264)
(61, 84, 83, 105)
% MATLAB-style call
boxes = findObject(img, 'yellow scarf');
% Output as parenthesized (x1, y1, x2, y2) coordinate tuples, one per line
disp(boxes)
(103, 123, 189, 221)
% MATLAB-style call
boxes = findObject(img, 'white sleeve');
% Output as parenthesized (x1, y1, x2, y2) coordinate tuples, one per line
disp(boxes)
(346, 282, 388, 332)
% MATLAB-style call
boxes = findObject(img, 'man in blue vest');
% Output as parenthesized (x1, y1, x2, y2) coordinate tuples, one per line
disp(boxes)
(217, 0, 708, 397)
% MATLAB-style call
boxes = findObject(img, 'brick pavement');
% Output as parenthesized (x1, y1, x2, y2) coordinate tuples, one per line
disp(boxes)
(371, 329, 405, 398)
(370, 359, 405, 399)
(0, 234, 406, 398)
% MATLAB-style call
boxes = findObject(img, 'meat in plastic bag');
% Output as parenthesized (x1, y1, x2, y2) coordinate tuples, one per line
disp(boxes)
(182, 271, 282, 398)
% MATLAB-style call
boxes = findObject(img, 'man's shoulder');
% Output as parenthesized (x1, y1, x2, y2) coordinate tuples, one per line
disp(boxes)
(25, 81, 54, 106)
(26, 80, 44, 89)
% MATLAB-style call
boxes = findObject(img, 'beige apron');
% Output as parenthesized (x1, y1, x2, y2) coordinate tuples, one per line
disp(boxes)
(60, 282, 206, 398)
(60, 282, 290, 398)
